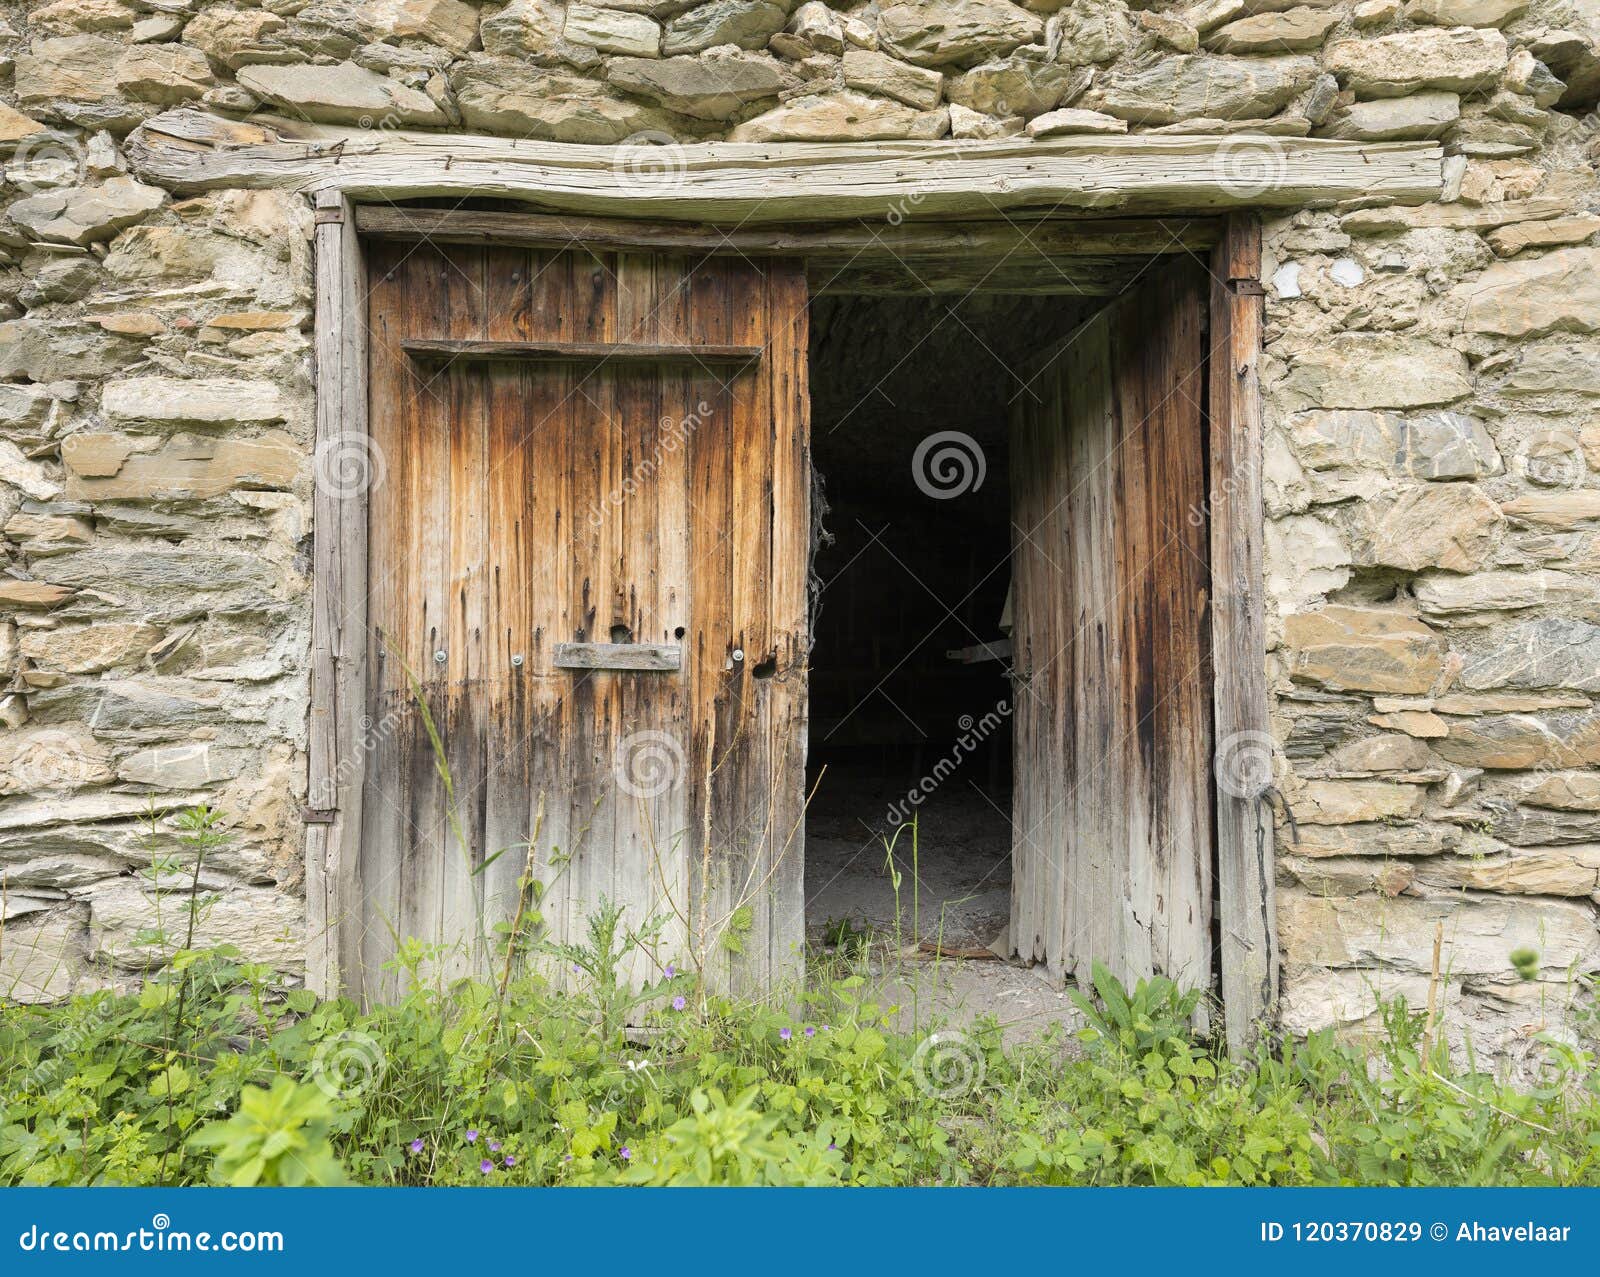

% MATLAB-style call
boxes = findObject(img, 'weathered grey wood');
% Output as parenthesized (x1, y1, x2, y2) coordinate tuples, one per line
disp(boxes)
(554, 642, 683, 671)
(306, 189, 369, 999)
(402, 338, 762, 366)
(127, 110, 1444, 221)
(357, 204, 1221, 257)
(1009, 266, 1212, 1004)
(1209, 212, 1278, 1056)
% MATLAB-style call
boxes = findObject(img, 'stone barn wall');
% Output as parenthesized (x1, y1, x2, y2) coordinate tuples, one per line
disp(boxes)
(0, 0, 1597, 1063)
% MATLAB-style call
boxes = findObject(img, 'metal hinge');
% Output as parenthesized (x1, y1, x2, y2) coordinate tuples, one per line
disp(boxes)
(301, 806, 337, 825)
(1229, 278, 1266, 297)
(314, 206, 344, 226)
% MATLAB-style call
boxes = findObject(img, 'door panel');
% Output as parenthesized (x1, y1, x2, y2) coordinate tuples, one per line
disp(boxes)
(357, 241, 810, 1002)
(1009, 265, 1213, 995)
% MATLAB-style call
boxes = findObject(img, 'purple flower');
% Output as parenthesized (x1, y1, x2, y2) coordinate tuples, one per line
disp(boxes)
(804, 1026, 816, 1038)
(619, 1146, 633, 1161)
(672, 995, 686, 1011)
(505, 1155, 517, 1167)
(779, 1027, 792, 1041)
(664, 964, 676, 979)
(479, 1159, 493, 1174)
(488, 1140, 501, 1152)
(466, 1129, 479, 1143)
(828, 1143, 837, 1151)
(408, 1138, 424, 1155)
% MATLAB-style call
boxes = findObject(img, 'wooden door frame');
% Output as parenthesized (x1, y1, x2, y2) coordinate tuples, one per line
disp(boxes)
(305, 192, 1275, 1051)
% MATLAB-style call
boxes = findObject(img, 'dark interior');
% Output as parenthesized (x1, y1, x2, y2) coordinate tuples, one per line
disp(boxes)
(803, 293, 1096, 950)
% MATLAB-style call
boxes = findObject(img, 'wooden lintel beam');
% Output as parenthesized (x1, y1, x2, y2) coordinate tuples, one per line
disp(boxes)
(401, 338, 763, 366)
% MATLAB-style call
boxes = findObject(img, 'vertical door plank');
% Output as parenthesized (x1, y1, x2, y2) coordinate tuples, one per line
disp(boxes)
(1209, 214, 1277, 1054)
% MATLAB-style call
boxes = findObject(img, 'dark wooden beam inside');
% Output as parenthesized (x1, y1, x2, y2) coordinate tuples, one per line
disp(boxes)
(401, 338, 763, 366)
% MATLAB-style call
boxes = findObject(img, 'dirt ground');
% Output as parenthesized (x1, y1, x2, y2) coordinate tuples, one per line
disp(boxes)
(804, 774, 1085, 1048)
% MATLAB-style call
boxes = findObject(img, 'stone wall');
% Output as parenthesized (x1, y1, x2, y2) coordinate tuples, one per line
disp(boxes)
(0, 0, 1596, 1062)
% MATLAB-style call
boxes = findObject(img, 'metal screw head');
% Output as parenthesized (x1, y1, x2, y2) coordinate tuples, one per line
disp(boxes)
(731, 648, 745, 663)
(433, 650, 447, 664)
(511, 654, 524, 667)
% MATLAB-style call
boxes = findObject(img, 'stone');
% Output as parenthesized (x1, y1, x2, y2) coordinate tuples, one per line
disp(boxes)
(235, 62, 450, 128)
(0, 441, 60, 502)
(0, 102, 49, 142)
(564, 3, 661, 54)
(1322, 732, 1441, 774)
(63, 433, 301, 501)
(1459, 619, 1600, 693)
(19, 622, 160, 674)
(1284, 605, 1446, 694)
(182, 8, 290, 71)
(479, 0, 574, 60)
(117, 743, 226, 790)
(842, 49, 945, 110)
(1204, 7, 1338, 53)
(878, 0, 1043, 68)
(1295, 779, 1429, 824)
(1517, 771, 1600, 811)
(90, 879, 304, 971)
(1486, 216, 1600, 258)
(1454, 248, 1600, 339)
(15, 35, 147, 131)
(1279, 893, 1600, 974)
(114, 43, 215, 105)
(1051, 0, 1134, 65)
(39, 549, 286, 615)
(789, 0, 843, 52)
(6, 177, 166, 248)
(729, 92, 948, 141)
(1292, 820, 1459, 858)
(1027, 107, 1128, 136)
(0, 581, 75, 610)
(1287, 408, 1500, 479)
(949, 103, 1026, 137)
(1419, 846, 1600, 897)
(1352, 0, 1399, 23)
(663, 0, 789, 55)
(947, 53, 1087, 117)
(1353, 484, 1502, 573)
(1321, 91, 1460, 141)
(1135, 11, 1198, 52)
(100, 377, 289, 427)
(0, 912, 82, 1003)
(5, 513, 93, 551)
(1503, 48, 1565, 109)
(1367, 709, 1449, 738)
(1434, 711, 1600, 769)
(453, 61, 687, 142)
(1325, 28, 1508, 98)
(1404, 0, 1526, 25)
(0, 727, 112, 794)
(1283, 856, 1414, 898)
(1088, 54, 1316, 123)
(386, 0, 482, 52)
(1415, 569, 1591, 615)
(1281, 336, 1472, 410)
(606, 54, 783, 119)
(1432, 692, 1592, 714)
(1500, 492, 1600, 528)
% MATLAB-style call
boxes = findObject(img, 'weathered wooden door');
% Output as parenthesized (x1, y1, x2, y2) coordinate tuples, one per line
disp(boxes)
(1009, 264, 1214, 995)
(355, 240, 810, 1003)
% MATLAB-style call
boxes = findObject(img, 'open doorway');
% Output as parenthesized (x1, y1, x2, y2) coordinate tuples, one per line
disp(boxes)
(803, 293, 1095, 955)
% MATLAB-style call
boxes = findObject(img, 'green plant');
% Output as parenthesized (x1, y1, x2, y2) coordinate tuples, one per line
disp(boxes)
(189, 1078, 349, 1186)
